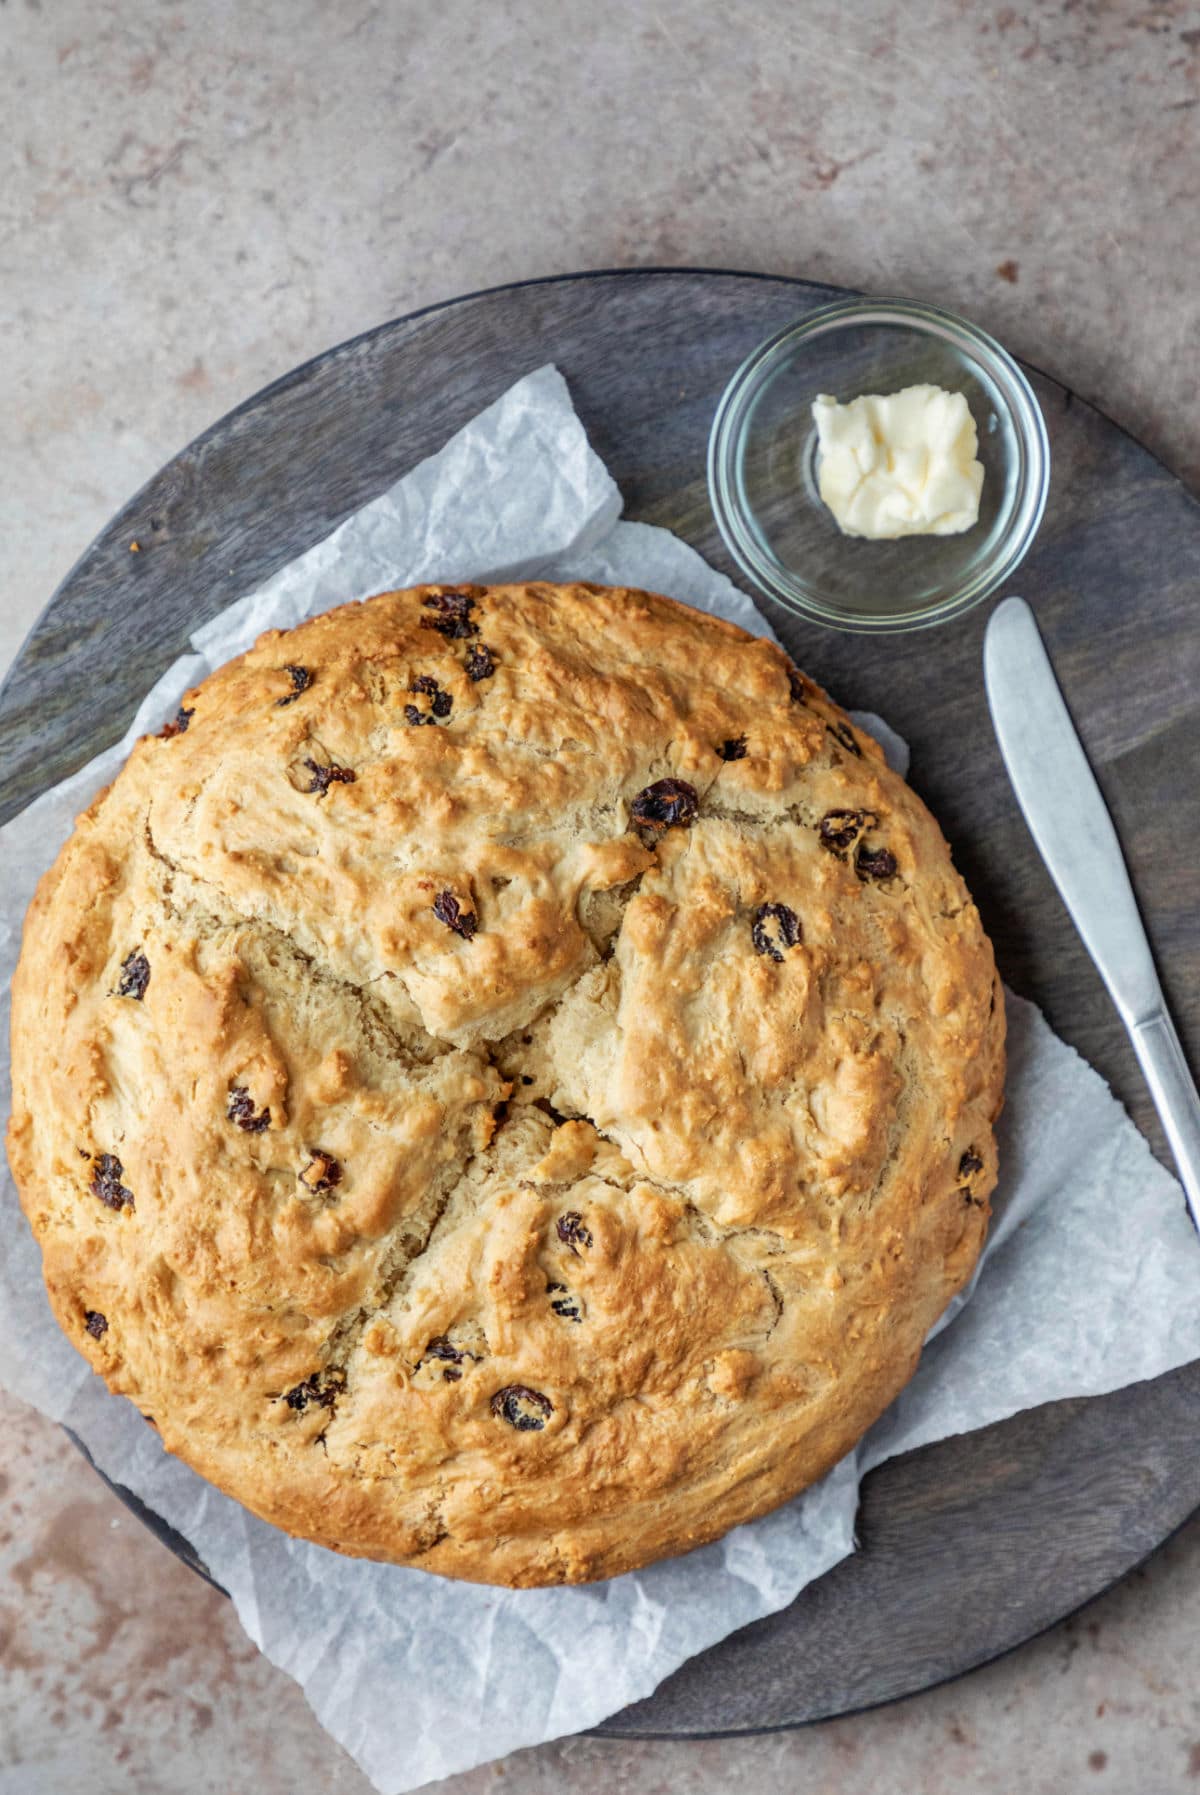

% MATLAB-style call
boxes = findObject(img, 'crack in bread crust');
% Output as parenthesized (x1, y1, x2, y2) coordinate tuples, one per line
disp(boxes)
(7, 581, 1005, 1587)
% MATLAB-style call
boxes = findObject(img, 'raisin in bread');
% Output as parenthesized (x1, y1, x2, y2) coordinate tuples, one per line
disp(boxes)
(8, 582, 1004, 1586)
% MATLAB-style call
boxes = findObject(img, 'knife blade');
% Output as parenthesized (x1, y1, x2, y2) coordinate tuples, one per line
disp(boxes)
(984, 595, 1200, 1225)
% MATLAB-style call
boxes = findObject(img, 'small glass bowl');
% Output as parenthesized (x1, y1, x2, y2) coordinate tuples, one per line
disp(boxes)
(707, 297, 1050, 633)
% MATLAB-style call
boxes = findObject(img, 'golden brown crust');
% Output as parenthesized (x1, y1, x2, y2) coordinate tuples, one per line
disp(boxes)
(7, 581, 1004, 1586)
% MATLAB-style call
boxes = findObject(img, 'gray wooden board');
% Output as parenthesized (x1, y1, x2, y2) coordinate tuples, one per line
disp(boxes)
(4, 270, 1199, 1734)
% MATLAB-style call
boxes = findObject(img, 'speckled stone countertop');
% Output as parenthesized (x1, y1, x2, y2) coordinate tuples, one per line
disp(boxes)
(5, 3, 1200, 1791)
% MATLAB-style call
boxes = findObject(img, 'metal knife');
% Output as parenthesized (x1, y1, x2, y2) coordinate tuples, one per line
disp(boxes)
(984, 595, 1200, 1226)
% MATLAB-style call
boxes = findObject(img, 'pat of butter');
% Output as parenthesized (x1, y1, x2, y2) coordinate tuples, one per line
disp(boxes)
(811, 384, 984, 540)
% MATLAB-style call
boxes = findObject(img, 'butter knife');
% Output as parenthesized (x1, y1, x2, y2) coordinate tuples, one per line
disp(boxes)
(984, 596, 1200, 1225)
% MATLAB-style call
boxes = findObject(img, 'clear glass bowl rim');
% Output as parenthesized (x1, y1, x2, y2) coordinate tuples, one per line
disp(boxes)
(706, 295, 1051, 634)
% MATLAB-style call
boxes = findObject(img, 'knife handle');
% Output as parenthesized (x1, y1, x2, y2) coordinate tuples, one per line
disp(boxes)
(1130, 1009, 1200, 1225)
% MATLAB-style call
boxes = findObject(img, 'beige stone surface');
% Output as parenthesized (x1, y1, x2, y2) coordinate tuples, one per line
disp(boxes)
(4, 0, 1200, 1790)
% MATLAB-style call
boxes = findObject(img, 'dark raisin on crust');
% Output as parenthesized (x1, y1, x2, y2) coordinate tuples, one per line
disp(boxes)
(629, 778, 699, 844)
(556, 1211, 593, 1254)
(959, 1147, 986, 1207)
(90, 1153, 134, 1211)
(751, 902, 803, 963)
(826, 719, 863, 759)
(547, 1282, 583, 1323)
(282, 1368, 346, 1413)
(276, 665, 313, 706)
(465, 643, 496, 681)
(421, 591, 479, 640)
(432, 889, 477, 940)
(419, 1335, 479, 1379)
(490, 1384, 553, 1431)
(787, 666, 807, 704)
(405, 674, 453, 723)
(157, 705, 194, 740)
(818, 809, 875, 858)
(299, 1150, 342, 1193)
(856, 845, 899, 882)
(227, 1086, 270, 1133)
(718, 735, 748, 762)
(116, 950, 151, 1000)
(84, 1310, 108, 1339)
(303, 757, 356, 797)
(818, 811, 895, 880)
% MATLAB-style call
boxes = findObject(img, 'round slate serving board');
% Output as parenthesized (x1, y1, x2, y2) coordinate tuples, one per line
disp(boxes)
(5, 270, 1200, 1735)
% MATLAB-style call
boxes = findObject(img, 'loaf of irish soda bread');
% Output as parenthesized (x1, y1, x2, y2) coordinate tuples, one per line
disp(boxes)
(8, 583, 1004, 1587)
